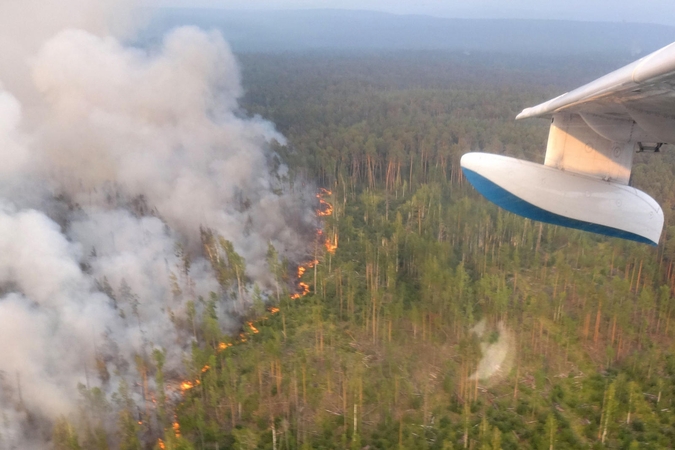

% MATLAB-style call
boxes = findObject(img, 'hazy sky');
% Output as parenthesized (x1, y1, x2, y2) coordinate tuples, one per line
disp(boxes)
(156, 0, 675, 25)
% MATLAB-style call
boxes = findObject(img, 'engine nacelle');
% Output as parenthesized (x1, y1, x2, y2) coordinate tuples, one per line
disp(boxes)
(460, 152, 663, 245)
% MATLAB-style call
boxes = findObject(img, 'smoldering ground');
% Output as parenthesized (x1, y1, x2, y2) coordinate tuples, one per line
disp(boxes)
(0, 2, 315, 447)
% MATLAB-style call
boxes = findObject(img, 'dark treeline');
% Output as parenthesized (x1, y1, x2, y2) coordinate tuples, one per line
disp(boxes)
(57, 52, 675, 449)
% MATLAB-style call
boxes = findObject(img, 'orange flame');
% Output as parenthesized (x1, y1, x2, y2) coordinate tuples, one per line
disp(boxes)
(317, 199, 333, 217)
(247, 321, 260, 334)
(158, 439, 166, 449)
(268, 306, 280, 314)
(173, 421, 181, 438)
(325, 234, 338, 254)
(316, 189, 334, 217)
(288, 188, 333, 298)
(201, 365, 210, 373)
(218, 341, 232, 351)
(180, 381, 194, 391)
(290, 258, 317, 299)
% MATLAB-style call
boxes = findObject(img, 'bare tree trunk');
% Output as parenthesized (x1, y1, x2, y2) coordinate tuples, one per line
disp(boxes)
(594, 301, 602, 345)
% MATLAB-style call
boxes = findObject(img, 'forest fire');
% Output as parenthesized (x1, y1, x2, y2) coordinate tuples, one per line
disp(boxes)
(288, 188, 337, 299)
(218, 341, 232, 351)
(317, 200, 333, 217)
(176, 188, 332, 395)
(291, 282, 311, 300)
(178, 187, 333, 411)
(325, 234, 338, 254)
(317, 189, 337, 254)
(175, 187, 336, 432)
(180, 381, 196, 391)
(316, 188, 334, 217)
(290, 258, 318, 299)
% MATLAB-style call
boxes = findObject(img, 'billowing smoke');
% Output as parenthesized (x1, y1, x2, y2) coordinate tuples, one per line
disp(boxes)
(0, 1, 314, 447)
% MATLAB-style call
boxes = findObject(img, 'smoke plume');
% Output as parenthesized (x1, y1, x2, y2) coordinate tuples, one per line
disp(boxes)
(0, 1, 314, 447)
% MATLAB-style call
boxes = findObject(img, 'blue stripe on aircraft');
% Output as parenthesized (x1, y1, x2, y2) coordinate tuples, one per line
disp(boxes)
(462, 167, 656, 246)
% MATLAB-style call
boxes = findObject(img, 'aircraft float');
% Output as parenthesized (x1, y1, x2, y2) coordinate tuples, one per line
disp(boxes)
(461, 42, 675, 245)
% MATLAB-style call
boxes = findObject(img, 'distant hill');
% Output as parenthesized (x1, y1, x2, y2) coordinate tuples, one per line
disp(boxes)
(138, 8, 675, 55)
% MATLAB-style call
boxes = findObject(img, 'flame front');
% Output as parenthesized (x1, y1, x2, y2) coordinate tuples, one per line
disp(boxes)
(288, 188, 335, 298)
(172, 188, 337, 436)
(168, 187, 341, 447)
(178, 189, 335, 398)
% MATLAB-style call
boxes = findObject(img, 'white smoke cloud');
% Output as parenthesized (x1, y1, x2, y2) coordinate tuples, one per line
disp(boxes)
(0, 2, 314, 446)
(0, 0, 140, 107)
(469, 321, 515, 383)
(0, 207, 114, 440)
(0, 91, 30, 176)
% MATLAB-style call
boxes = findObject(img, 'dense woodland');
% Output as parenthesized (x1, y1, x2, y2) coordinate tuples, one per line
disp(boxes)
(55, 51, 675, 449)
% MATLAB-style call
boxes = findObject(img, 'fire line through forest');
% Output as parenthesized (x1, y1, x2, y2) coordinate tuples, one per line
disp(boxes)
(169, 188, 337, 442)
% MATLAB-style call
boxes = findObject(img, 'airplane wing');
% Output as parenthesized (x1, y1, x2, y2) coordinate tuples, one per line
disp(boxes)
(517, 42, 675, 144)
(461, 42, 675, 245)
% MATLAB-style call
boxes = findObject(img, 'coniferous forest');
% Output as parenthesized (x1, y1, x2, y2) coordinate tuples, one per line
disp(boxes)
(57, 51, 675, 449)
